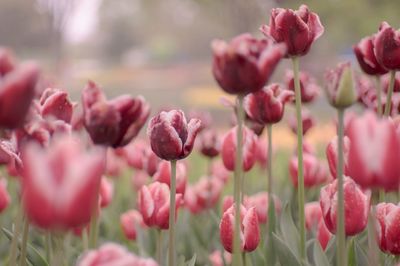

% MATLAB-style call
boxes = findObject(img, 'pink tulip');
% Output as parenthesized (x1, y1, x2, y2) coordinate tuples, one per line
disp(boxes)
(39, 88, 74, 123)
(247, 192, 281, 224)
(131, 171, 149, 191)
(105, 148, 126, 177)
(353, 35, 388, 76)
(208, 250, 232, 266)
(289, 153, 328, 188)
(198, 129, 220, 158)
(320, 177, 370, 236)
(0, 48, 15, 76)
(284, 70, 320, 103)
(148, 110, 201, 161)
(255, 137, 269, 169)
(120, 210, 145, 241)
(211, 160, 231, 184)
(153, 160, 187, 195)
(220, 205, 260, 253)
(374, 22, 400, 70)
(186, 176, 224, 213)
(0, 179, 10, 213)
(21, 135, 105, 230)
(99, 177, 114, 208)
(305, 202, 322, 230)
(261, 4, 324, 57)
(317, 220, 332, 250)
(374, 202, 400, 255)
(326, 135, 350, 178)
(221, 126, 257, 172)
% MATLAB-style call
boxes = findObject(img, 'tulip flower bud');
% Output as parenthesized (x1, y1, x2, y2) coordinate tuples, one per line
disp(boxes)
(326, 135, 350, 178)
(0, 179, 10, 213)
(289, 153, 328, 188)
(120, 209, 145, 241)
(261, 4, 324, 57)
(244, 83, 294, 124)
(148, 110, 201, 161)
(221, 126, 257, 172)
(375, 202, 400, 255)
(211, 33, 286, 95)
(305, 202, 323, 230)
(325, 62, 357, 108)
(220, 205, 260, 253)
(39, 88, 74, 123)
(353, 35, 388, 76)
(198, 129, 220, 158)
(99, 177, 114, 208)
(285, 70, 320, 103)
(320, 176, 370, 236)
(374, 22, 400, 70)
(153, 160, 187, 195)
(247, 192, 281, 224)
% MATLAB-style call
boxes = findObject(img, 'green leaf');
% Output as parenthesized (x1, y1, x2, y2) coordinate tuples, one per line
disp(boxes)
(186, 254, 196, 266)
(280, 204, 300, 256)
(354, 240, 368, 266)
(348, 238, 356, 266)
(266, 198, 277, 265)
(325, 236, 336, 264)
(272, 233, 301, 266)
(313, 239, 330, 266)
(2, 227, 48, 266)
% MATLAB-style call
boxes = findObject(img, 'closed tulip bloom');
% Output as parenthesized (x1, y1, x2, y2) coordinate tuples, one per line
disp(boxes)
(320, 176, 370, 236)
(153, 160, 187, 195)
(317, 220, 332, 250)
(305, 202, 322, 230)
(255, 138, 268, 169)
(199, 129, 220, 158)
(261, 4, 324, 57)
(289, 153, 328, 188)
(375, 202, 400, 255)
(82, 81, 150, 148)
(220, 205, 260, 253)
(247, 192, 281, 224)
(285, 70, 320, 103)
(244, 83, 294, 124)
(212, 33, 286, 95)
(0, 179, 10, 213)
(194, 176, 224, 210)
(353, 35, 388, 75)
(288, 109, 315, 136)
(77, 243, 158, 266)
(39, 88, 74, 123)
(138, 182, 183, 230)
(120, 209, 144, 241)
(21, 135, 105, 230)
(0, 63, 40, 129)
(347, 112, 400, 191)
(374, 22, 400, 70)
(148, 110, 201, 161)
(99, 177, 114, 208)
(325, 62, 357, 108)
(221, 126, 257, 172)
(326, 135, 350, 178)
(0, 48, 15, 76)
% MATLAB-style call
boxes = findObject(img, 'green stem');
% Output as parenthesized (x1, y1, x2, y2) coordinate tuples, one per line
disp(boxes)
(233, 95, 245, 266)
(88, 212, 99, 248)
(375, 76, 383, 117)
(156, 229, 163, 264)
(384, 70, 396, 117)
(242, 252, 247, 266)
(337, 108, 346, 266)
(19, 217, 30, 266)
(83, 228, 89, 251)
(266, 124, 276, 263)
(292, 56, 306, 264)
(367, 208, 379, 266)
(45, 232, 52, 263)
(51, 234, 66, 266)
(168, 160, 177, 266)
(9, 202, 23, 266)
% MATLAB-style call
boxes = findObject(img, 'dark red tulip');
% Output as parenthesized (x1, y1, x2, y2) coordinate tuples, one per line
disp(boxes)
(353, 35, 388, 76)
(0, 63, 40, 129)
(148, 110, 201, 161)
(288, 109, 315, 136)
(374, 22, 400, 70)
(261, 4, 324, 57)
(198, 129, 220, 158)
(285, 70, 320, 103)
(212, 33, 286, 95)
(39, 88, 74, 123)
(244, 83, 294, 124)
(82, 81, 150, 148)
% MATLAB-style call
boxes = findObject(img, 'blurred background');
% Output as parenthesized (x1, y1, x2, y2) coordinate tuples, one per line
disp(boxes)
(1, 0, 400, 146)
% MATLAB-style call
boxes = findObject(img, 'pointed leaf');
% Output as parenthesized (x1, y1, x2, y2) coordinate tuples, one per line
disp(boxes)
(186, 254, 196, 266)
(280, 204, 300, 256)
(272, 233, 301, 266)
(313, 239, 330, 266)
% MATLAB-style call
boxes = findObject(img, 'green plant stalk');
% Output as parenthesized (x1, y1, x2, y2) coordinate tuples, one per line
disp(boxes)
(233, 95, 245, 266)
(51, 234, 66, 266)
(9, 202, 23, 266)
(384, 70, 396, 117)
(292, 56, 306, 263)
(337, 108, 346, 266)
(88, 208, 99, 248)
(266, 124, 276, 263)
(375, 76, 383, 116)
(242, 252, 247, 266)
(367, 208, 379, 266)
(168, 160, 177, 266)
(45, 232, 52, 263)
(156, 229, 163, 264)
(19, 217, 30, 266)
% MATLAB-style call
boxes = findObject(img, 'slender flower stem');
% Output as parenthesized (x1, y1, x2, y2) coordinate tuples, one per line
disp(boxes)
(168, 160, 177, 266)
(266, 124, 275, 262)
(19, 217, 30, 266)
(88, 210, 99, 248)
(233, 95, 245, 266)
(242, 252, 247, 266)
(51, 234, 66, 266)
(45, 232, 52, 263)
(375, 76, 383, 117)
(292, 56, 306, 263)
(384, 70, 396, 117)
(336, 108, 346, 266)
(367, 208, 379, 266)
(9, 202, 23, 266)
(156, 229, 163, 264)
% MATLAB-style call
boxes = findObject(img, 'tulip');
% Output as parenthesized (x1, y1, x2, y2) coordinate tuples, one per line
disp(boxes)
(153, 161, 187, 195)
(99, 177, 113, 208)
(131, 171, 149, 191)
(120, 209, 144, 241)
(285, 70, 320, 103)
(0, 179, 10, 213)
(220, 205, 260, 253)
(326, 136, 350, 179)
(21, 135, 105, 230)
(347, 112, 400, 191)
(244, 83, 294, 124)
(247, 192, 281, 224)
(82, 81, 150, 148)
(138, 182, 183, 230)
(105, 148, 126, 177)
(39, 88, 74, 123)
(198, 129, 220, 158)
(76, 243, 158, 266)
(288, 109, 315, 136)
(221, 126, 257, 172)
(187, 110, 212, 132)
(261, 4, 324, 57)
(317, 220, 332, 250)
(320, 176, 370, 236)
(211, 33, 286, 95)
(211, 160, 230, 184)
(353, 35, 388, 76)
(374, 22, 400, 71)
(0, 48, 15, 76)
(375, 202, 400, 255)
(305, 202, 322, 230)
(209, 250, 232, 266)
(0, 139, 22, 169)
(289, 153, 328, 188)
(148, 110, 201, 161)
(254, 137, 268, 169)
(193, 176, 224, 210)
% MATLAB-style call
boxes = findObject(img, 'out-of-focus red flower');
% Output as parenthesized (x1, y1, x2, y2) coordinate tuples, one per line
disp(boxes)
(198, 129, 220, 158)
(221, 126, 257, 172)
(317, 220, 332, 250)
(347, 112, 400, 191)
(99, 177, 114, 208)
(261, 4, 324, 57)
(326, 136, 350, 178)
(187, 110, 212, 132)
(288, 109, 315, 136)
(254, 137, 269, 169)
(289, 153, 328, 188)
(120, 209, 145, 241)
(153, 160, 187, 195)
(374, 22, 400, 70)
(0, 139, 22, 170)
(353, 35, 388, 76)
(208, 250, 232, 266)
(212, 33, 286, 95)
(247, 192, 281, 224)
(220, 205, 260, 253)
(305, 201, 322, 230)
(285, 70, 320, 103)
(76, 243, 158, 266)
(82, 81, 150, 148)
(0, 179, 10, 213)
(105, 148, 126, 177)
(148, 110, 201, 161)
(211, 160, 231, 184)
(138, 182, 183, 230)
(131, 171, 149, 191)
(244, 83, 294, 124)
(375, 202, 400, 255)
(39, 88, 74, 123)
(21, 135, 105, 230)
(0, 48, 15, 76)
(320, 176, 370, 236)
